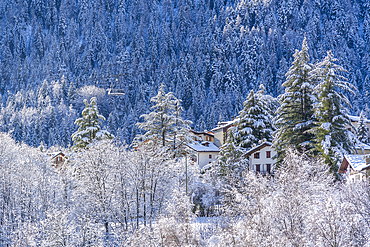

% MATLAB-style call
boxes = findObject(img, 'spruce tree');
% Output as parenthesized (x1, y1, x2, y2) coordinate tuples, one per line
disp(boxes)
(71, 97, 113, 150)
(233, 84, 275, 150)
(217, 129, 247, 184)
(311, 50, 356, 173)
(274, 38, 315, 161)
(357, 111, 368, 144)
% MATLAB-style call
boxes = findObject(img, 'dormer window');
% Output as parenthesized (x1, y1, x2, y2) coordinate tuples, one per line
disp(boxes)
(204, 142, 209, 147)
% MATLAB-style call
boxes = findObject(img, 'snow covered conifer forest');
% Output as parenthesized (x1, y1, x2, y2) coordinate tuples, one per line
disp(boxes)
(0, 0, 369, 147)
(1, 0, 370, 245)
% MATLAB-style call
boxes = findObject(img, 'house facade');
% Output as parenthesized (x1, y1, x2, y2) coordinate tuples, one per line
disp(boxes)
(211, 118, 239, 147)
(245, 142, 277, 174)
(191, 130, 215, 143)
(48, 152, 67, 168)
(187, 140, 219, 169)
(339, 154, 370, 182)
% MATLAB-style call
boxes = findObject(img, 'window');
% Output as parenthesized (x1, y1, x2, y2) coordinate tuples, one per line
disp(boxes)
(266, 151, 271, 158)
(256, 164, 260, 172)
(209, 154, 212, 159)
(254, 152, 260, 159)
(267, 164, 271, 174)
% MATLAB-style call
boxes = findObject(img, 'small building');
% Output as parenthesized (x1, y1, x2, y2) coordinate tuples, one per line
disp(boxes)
(47, 152, 67, 168)
(211, 118, 239, 147)
(339, 154, 370, 182)
(245, 141, 276, 174)
(190, 130, 215, 143)
(187, 141, 220, 169)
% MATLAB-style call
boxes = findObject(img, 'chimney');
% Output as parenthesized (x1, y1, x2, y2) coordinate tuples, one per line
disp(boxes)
(231, 116, 234, 121)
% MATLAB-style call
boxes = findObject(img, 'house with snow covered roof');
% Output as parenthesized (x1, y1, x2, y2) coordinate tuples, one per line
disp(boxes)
(187, 140, 219, 169)
(47, 151, 67, 168)
(245, 141, 276, 175)
(211, 117, 239, 147)
(339, 154, 370, 182)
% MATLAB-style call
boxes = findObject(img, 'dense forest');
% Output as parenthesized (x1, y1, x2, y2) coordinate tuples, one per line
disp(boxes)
(0, 0, 369, 147)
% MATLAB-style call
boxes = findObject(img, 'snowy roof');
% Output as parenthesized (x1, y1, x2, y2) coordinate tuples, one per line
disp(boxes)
(190, 130, 214, 136)
(47, 152, 65, 160)
(211, 118, 239, 132)
(348, 115, 370, 123)
(355, 143, 370, 150)
(245, 141, 273, 156)
(187, 141, 220, 152)
(343, 155, 370, 172)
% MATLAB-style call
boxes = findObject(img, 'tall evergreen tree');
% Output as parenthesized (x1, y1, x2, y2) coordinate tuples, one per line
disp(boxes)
(217, 129, 247, 183)
(274, 38, 315, 161)
(357, 111, 368, 144)
(310, 51, 356, 174)
(71, 97, 113, 150)
(233, 84, 275, 150)
(135, 83, 193, 155)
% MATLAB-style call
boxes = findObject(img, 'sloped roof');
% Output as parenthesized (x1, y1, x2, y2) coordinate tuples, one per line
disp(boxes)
(190, 130, 214, 137)
(355, 143, 370, 150)
(339, 155, 370, 173)
(211, 118, 239, 132)
(245, 141, 273, 156)
(348, 115, 370, 123)
(47, 152, 65, 160)
(187, 141, 220, 152)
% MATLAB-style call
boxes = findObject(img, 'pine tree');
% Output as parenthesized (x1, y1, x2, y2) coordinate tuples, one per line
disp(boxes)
(71, 97, 113, 150)
(233, 84, 275, 150)
(310, 50, 356, 174)
(357, 111, 368, 144)
(274, 38, 315, 161)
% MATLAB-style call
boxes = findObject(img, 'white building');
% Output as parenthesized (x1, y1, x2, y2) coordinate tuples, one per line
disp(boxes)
(339, 154, 370, 182)
(187, 141, 219, 169)
(211, 118, 239, 147)
(245, 141, 276, 174)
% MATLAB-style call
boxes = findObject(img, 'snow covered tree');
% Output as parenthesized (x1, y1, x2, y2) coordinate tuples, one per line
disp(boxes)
(274, 38, 316, 161)
(233, 84, 275, 150)
(157, 188, 199, 246)
(217, 129, 248, 185)
(171, 99, 193, 156)
(136, 83, 193, 156)
(357, 111, 368, 144)
(136, 83, 176, 148)
(71, 97, 113, 150)
(310, 50, 356, 174)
